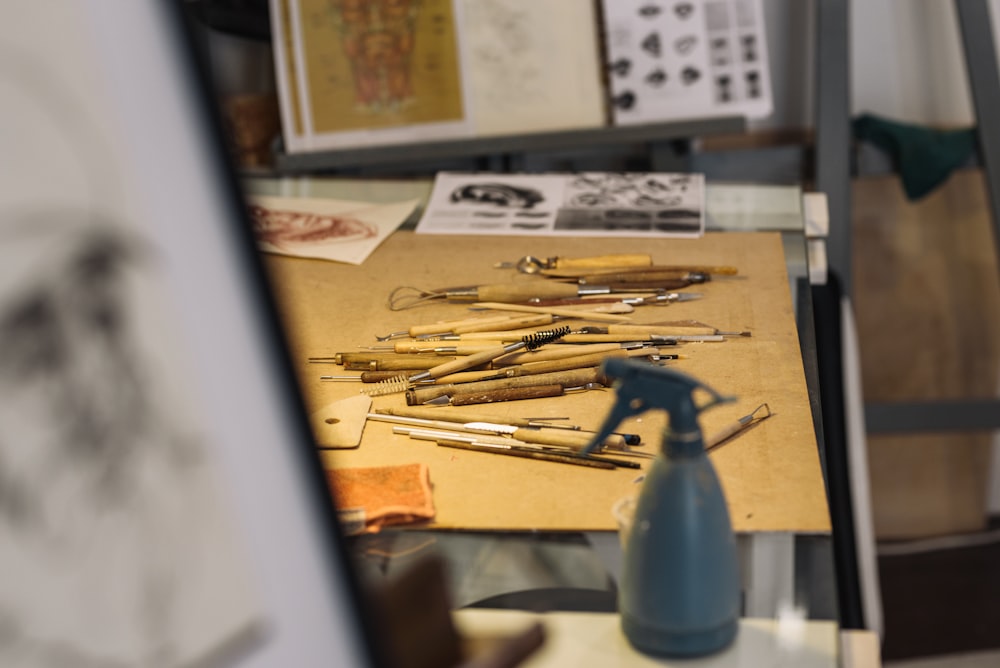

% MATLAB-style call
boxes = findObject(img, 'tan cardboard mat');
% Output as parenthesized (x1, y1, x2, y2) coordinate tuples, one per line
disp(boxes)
(263, 231, 831, 533)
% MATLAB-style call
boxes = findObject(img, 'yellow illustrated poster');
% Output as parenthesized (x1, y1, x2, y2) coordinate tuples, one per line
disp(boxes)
(278, 0, 471, 150)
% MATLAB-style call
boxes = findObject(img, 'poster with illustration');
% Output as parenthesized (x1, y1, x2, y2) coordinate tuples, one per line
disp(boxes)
(417, 171, 704, 237)
(271, 0, 607, 152)
(274, 0, 475, 152)
(601, 0, 773, 125)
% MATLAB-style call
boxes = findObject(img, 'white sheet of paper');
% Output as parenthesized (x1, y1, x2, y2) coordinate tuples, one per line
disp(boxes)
(249, 195, 418, 264)
(601, 0, 773, 125)
(416, 172, 704, 238)
(460, 0, 606, 136)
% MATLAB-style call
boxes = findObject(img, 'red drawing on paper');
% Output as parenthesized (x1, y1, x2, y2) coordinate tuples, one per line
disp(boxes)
(248, 205, 378, 249)
(332, 0, 420, 111)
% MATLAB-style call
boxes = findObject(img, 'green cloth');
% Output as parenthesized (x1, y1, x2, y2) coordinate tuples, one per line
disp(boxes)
(852, 113, 977, 200)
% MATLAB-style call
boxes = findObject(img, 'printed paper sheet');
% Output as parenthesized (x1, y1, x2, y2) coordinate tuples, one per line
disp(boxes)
(416, 172, 705, 238)
(601, 0, 773, 124)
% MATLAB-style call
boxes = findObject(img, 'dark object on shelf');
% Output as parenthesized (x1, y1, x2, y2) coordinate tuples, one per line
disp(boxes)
(853, 113, 977, 201)
(186, 0, 271, 41)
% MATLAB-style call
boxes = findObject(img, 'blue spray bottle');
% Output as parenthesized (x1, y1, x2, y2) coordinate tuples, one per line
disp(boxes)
(581, 358, 741, 657)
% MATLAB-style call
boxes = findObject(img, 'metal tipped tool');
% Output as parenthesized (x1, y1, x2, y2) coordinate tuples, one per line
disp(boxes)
(364, 326, 571, 397)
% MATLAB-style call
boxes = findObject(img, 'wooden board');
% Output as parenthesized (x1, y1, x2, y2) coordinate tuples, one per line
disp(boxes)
(263, 231, 831, 533)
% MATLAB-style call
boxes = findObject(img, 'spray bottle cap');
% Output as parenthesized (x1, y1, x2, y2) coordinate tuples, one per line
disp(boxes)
(580, 358, 734, 455)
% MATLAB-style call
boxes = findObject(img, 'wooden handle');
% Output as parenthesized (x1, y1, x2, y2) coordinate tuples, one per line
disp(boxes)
(606, 324, 717, 336)
(472, 301, 632, 323)
(407, 315, 515, 337)
(541, 263, 735, 278)
(406, 367, 603, 405)
(453, 313, 554, 333)
(555, 254, 652, 270)
(341, 354, 456, 371)
(435, 439, 614, 469)
(449, 384, 564, 406)
(358, 370, 411, 382)
(379, 406, 532, 426)
(425, 345, 509, 379)
(474, 282, 581, 302)
(577, 270, 695, 284)
(392, 341, 504, 354)
(495, 343, 623, 365)
(435, 367, 523, 385)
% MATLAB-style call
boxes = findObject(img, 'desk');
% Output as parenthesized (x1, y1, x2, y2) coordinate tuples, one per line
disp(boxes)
(244, 177, 841, 661)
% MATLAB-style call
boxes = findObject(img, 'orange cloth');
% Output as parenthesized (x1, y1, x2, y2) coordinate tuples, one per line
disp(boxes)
(327, 463, 435, 535)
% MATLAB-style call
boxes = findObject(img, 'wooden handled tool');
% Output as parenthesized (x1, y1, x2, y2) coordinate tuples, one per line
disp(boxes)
(498, 253, 653, 274)
(540, 264, 738, 278)
(407, 313, 555, 337)
(327, 352, 458, 371)
(405, 367, 605, 405)
(435, 439, 616, 470)
(448, 384, 565, 406)
(472, 301, 632, 323)
(407, 327, 570, 383)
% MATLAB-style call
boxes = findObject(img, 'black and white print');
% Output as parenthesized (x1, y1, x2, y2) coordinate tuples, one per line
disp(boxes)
(600, 0, 772, 124)
(417, 171, 704, 238)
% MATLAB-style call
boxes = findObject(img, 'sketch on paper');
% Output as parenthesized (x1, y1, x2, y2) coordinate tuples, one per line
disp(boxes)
(248, 204, 378, 249)
(458, 0, 606, 136)
(248, 195, 418, 264)
(0, 45, 260, 668)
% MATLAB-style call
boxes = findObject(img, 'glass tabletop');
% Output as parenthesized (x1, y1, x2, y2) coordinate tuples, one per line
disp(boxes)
(243, 175, 840, 647)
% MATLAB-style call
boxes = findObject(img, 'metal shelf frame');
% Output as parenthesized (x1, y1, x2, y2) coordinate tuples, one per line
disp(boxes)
(272, 117, 746, 174)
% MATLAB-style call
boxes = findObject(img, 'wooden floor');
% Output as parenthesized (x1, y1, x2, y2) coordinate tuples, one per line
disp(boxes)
(852, 169, 1000, 540)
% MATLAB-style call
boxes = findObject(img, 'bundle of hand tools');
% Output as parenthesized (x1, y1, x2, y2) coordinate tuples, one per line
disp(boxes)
(308, 254, 756, 469)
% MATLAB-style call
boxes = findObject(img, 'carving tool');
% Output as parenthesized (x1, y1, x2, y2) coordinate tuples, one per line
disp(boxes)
(392, 426, 636, 468)
(312, 352, 458, 371)
(579, 324, 752, 338)
(365, 327, 570, 396)
(559, 333, 724, 344)
(470, 301, 633, 323)
(584, 277, 708, 291)
(434, 347, 682, 386)
(571, 270, 710, 286)
(494, 253, 653, 274)
(426, 384, 567, 406)
(377, 313, 557, 341)
(375, 406, 644, 446)
(368, 341, 508, 355)
(540, 264, 738, 279)
(705, 403, 772, 451)
(375, 406, 577, 430)
(405, 367, 607, 405)
(321, 371, 410, 383)
(389, 282, 685, 310)
(435, 438, 619, 470)
(368, 413, 626, 451)
(495, 342, 652, 366)
(524, 292, 702, 307)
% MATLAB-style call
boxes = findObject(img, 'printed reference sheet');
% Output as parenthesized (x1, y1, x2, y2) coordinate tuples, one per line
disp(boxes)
(415, 172, 705, 238)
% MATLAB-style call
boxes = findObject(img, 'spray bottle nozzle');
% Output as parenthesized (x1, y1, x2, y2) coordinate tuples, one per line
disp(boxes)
(580, 358, 735, 455)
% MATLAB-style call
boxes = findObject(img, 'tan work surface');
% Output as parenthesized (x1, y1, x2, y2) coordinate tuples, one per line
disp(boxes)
(264, 231, 831, 533)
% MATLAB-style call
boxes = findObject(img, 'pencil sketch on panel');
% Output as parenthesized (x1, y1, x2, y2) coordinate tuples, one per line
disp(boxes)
(0, 43, 260, 668)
